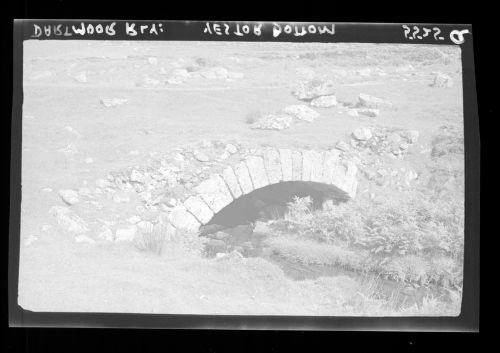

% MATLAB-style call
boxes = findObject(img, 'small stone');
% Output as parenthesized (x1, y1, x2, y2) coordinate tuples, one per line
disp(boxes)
(41, 225, 52, 232)
(164, 198, 177, 207)
(96, 178, 112, 188)
(335, 141, 351, 152)
(431, 72, 454, 88)
(128, 215, 142, 224)
(98, 227, 114, 241)
(115, 226, 137, 241)
(59, 189, 80, 205)
(310, 95, 337, 108)
(24, 234, 39, 246)
(357, 108, 380, 118)
(130, 170, 144, 183)
(352, 127, 373, 141)
(73, 71, 88, 83)
(213, 231, 230, 240)
(78, 187, 92, 197)
(194, 150, 210, 162)
(402, 130, 420, 144)
(41, 187, 53, 192)
(139, 191, 152, 202)
(347, 109, 359, 117)
(100, 98, 128, 107)
(293, 79, 336, 100)
(148, 57, 158, 65)
(225, 144, 238, 154)
(218, 151, 230, 160)
(358, 93, 393, 110)
(400, 143, 409, 150)
(128, 150, 140, 156)
(84, 157, 93, 164)
(283, 105, 320, 122)
(75, 234, 96, 244)
(251, 114, 292, 130)
(387, 133, 402, 144)
(113, 193, 130, 203)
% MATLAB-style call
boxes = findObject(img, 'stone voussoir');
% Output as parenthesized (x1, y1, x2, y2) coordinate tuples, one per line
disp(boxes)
(221, 166, 243, 199)
(262, 148, 283, 184)
(183, 195, 215, 225)
(233, 161, 254, 194)
(244, 155, 270, 189)
(193, 174, 234, 213)
(278, 149, 293, 181)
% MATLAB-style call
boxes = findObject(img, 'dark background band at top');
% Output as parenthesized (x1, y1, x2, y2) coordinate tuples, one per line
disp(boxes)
(18, 20, 472, 46)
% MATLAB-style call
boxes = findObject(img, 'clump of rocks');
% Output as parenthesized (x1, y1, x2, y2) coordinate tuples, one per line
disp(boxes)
(293, 78, 336, 101)
(251, 114, 292, 130)
(342, 127, 420, 158)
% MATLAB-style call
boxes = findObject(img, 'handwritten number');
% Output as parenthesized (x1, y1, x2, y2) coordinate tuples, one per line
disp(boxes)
(450, 29, 470, 44)
(402, 25, 411, 39)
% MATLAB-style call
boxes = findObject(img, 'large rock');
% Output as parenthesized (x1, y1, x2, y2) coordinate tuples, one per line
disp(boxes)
(233, 161, 254, 194)
(358, 93, 393, 110)
(262, 148, 283, 184)
(251, 114, 292, 130)
(278, 149, 293, 181)
(183, 195, 214, 224)
(49, 206, 89, 234)
(194, 174, 233, 213)
(169, 205, 201, 231)
(293, 79, 336, 100)
(245, 156, 269, 189)
(310, 95, 337, 108)
(221, 166, 243, 199)
(283, 105, 319, 122)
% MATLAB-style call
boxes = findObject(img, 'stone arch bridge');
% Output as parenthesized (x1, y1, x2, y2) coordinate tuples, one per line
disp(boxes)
(166, 147, 358, 232)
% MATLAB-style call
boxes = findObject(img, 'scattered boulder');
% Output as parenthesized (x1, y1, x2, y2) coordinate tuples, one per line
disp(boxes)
(253, 221, 273, 234)
(24, 234, 39, 246)
(225, 144, 238, 154)
(58, 189, 80, 205)
(193, 150, 210, 162)
(75, 234, 96, 244)
(357, 93, 393, 110)
(98, 227, 114, 241)
(431, 72, 454, 88)
(293, 79, 336, 100)
(49, 206, 89, 234)
(73, 71, 88, 83)
(100, 98, 128, 107)
(357, 108, 379, 118)
(347, 109, 359, 117)
(251, 114, 292, 130)
(352, 127, 373, 141)
(30, 71, 53, 81)
(335, 141, 351, 152)
(115, 226, 137, 241)
(200, 67, 229, 79)
(283, 105, 320, 122)
(401, 130, 420, 144)
(310, 95, 337, 108)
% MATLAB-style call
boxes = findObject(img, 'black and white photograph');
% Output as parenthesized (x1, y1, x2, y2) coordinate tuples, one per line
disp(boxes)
(11, 21, 475, 321)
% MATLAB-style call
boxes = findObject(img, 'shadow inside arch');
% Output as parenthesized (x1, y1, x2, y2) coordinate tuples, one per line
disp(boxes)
(206, 181, 350, 228)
